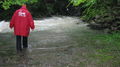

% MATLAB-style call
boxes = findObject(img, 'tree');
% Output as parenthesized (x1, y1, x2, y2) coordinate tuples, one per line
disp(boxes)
(0, 0, 38, 10)
(69, 0, 119, 20)
(69, 0, 120, 32)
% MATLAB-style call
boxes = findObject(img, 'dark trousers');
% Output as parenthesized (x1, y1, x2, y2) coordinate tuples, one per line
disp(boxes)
(16, 36, 28, 51)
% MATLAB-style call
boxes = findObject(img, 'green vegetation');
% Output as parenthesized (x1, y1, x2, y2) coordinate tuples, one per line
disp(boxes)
(69, 0, 119, 20)
(69, 0, 120, 32)
(69, 27, 120, 66)
(0, 0, 70, 21)
(0, 0, 40, 20)
(0, 0, 38, 10)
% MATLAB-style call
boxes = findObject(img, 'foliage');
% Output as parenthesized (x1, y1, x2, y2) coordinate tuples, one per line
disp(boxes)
(95, 32, 120, 47)
(69, 0, 118, 20)
(0, 0, 38, 10)
(0, 0, 73, 21)
(70, 0, 120, 32)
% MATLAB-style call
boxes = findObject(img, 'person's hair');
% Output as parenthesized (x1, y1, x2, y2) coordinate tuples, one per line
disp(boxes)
(22, 4, 26, 6)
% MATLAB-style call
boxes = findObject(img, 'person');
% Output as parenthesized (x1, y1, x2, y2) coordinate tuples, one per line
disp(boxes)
(10, 4, 35, 52)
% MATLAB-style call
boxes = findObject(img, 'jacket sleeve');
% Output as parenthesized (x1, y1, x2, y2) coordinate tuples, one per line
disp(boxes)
(10, 11, 17, 28)
(28, 13, 35, 29)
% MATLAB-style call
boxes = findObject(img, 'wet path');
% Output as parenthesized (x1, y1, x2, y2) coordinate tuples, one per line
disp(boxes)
(1, 16, 119, 67)
(0, 16, 86, 67)
(26, 17, 84, 67)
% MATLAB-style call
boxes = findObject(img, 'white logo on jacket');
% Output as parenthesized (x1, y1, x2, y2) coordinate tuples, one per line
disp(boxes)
(18, 11, 26, 17)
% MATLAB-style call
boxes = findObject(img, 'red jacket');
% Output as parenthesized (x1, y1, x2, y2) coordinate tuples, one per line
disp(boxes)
(10, 5, 35, 37)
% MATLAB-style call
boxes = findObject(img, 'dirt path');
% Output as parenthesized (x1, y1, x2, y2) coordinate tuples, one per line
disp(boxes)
(27, 16, 86, 67)
(0, 16, 95, 67)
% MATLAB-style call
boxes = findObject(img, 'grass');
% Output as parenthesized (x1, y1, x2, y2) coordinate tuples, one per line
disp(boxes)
(68, 27, 120, 67)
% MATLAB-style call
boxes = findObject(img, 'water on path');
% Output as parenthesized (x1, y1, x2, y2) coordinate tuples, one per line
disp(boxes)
(0, 16, 89, 67)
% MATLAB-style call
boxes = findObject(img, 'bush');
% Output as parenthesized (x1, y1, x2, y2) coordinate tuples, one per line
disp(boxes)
(70, 0, 120, 32)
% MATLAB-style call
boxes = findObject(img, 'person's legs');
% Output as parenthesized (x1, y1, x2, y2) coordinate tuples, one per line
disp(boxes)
(16, 36, 22, 52)
(23, 36, 28, 48)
